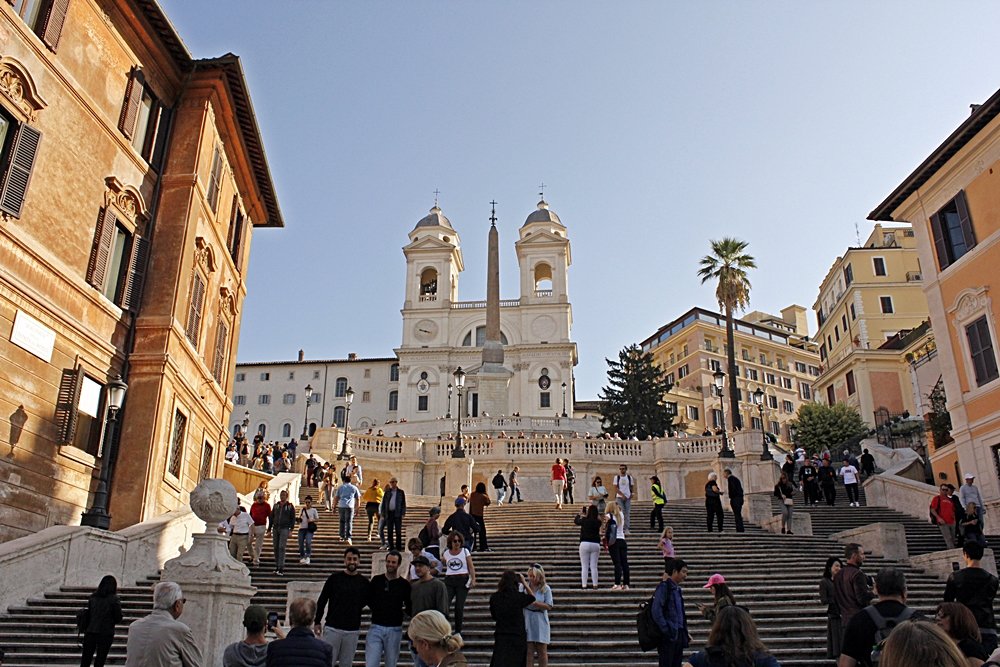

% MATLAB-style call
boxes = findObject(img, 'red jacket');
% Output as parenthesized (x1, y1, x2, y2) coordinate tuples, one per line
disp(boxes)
(250, 501, 271, 526)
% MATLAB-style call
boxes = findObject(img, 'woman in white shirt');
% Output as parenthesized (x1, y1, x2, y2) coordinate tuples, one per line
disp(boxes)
(840, 462, 861, 507)
(297, 496, 319, 564)
(443, 532, 476, 634)
(606, 501, 630, 590)
(589, 476, 609, 513)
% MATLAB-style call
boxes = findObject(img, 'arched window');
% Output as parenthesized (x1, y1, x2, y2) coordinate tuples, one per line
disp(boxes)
(308, 422, 317, 436)
(335, 377, 348, 397)
(256, 423, 266, 438)
(232, 424, 240, 437)
(420, 268, 438, 295)
(281, 423, 291, 438)
(333, 406, 346, 428)
(534, 262, 553, 293)
(462, 326, 509, 346)
(388, 390, 398, 412)
(390, 363, 399, 382)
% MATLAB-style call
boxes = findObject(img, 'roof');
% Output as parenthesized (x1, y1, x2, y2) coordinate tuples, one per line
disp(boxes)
(236, 356, 399, 368)
(133, 2, 283, 228)
(414, 206, 453, 229)
(869, 88, 1000, 221)
(523, 200, 562, 226)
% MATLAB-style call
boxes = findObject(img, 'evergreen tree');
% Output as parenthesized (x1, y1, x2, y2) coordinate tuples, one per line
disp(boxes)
(599, 344, 675, 439)
(791, 403, 868, 454)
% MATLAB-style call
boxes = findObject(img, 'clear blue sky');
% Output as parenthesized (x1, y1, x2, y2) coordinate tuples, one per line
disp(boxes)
(162, 1, 1000, 400)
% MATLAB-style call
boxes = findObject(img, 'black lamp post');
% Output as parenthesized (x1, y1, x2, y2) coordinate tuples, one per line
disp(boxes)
(714, 369, 734, 458)
(81, 375, 128, 529)
(337, 387, 355, 460)
(561, 382, 567, 418)
(753, 387, 773, 461)
(446, 383, 453, 419)
(452, 367, 466, 458)
(300, 384, 313, 440)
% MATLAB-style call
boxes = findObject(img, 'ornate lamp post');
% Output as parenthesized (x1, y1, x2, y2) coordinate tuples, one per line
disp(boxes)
(561, 382, 567, 418)
(81, 375, 128, 529)
(241, 410, 250, 436)
(753, 387, 773, 461)
(452, 367, 466, 458)
(337, 387, 355, 460)
(300, 384, 313, 440)
(714, 369, 734, 458)
(446, 383, 453, 419)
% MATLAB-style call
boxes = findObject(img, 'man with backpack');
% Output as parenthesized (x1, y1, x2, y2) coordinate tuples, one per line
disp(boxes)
(838, 568, 917, 667)
(491, 469, 508, 506)
(930, 483, 957, 549)
(651, 558, 690, 667)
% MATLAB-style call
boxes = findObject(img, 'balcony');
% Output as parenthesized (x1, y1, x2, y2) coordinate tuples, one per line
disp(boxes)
(906, 271, 922, 282)
(534, 289, 553, 297)
(419, 294, 437, 302)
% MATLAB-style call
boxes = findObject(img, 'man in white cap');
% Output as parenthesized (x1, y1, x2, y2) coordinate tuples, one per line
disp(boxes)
(961, 473, 986, 526)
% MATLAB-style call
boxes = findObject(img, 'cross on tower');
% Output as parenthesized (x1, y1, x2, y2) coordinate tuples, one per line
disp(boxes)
(489, 200, 498, 227)
(538, 182, 546, 199)
(433, 189, 441, 207)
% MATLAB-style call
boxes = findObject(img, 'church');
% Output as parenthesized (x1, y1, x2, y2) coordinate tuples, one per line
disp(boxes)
(231, 199, 580, 438)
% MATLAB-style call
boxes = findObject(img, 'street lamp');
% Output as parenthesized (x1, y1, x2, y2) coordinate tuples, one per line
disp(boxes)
(452, 367, 466, 458)
(241, 410, 250, 435)
(300, 384, 313, 440)
(561, 382, 567, 418)
(81, 375, 128, 529)
(446, 383, 453, 419)
(753, 387, 773, 461)
(713, 369, 734, 458)
(337, 387, 355, 460)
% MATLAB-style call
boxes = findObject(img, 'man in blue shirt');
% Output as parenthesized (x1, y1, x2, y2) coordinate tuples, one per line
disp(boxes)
(652, 558, 690, 667)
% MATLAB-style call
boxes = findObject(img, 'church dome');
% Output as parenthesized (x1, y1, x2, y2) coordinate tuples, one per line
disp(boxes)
(415, 205, 453, 229)
(523, 200, 561, 226)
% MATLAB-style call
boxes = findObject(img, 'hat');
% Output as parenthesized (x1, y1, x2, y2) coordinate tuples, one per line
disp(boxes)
(429, 506, 441, 516)
(243, 604, 267, 627)
(965, 473, 976, 480)
(412, 555, 431, 567)
(455, 497, 466, 506)
(703, 573, 726, 589)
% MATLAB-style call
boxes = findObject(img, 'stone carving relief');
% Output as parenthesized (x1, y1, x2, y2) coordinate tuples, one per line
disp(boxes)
(195, 237, 218, 273)
(219, 286, 237, 317)
(531, 314, 557, 340)
(0, 57, 46, 122)
(189, 478, 237, 528)
(104, 177, 148, 226)
(950, 288, 989, 322)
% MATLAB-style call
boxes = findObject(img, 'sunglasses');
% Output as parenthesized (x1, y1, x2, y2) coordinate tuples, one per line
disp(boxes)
(530, 563, 542, 570)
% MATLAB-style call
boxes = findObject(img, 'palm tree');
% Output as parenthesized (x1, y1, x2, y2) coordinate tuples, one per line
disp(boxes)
(698, 238, 756, 431)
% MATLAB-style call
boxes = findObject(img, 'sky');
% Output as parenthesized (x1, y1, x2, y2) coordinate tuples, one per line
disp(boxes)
(161, 1, 1000, 400)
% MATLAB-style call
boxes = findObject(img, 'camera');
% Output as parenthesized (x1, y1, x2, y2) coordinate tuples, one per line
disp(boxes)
(267, 611, 278, 630)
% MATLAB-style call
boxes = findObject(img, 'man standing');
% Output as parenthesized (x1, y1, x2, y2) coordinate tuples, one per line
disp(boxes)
(442, 497, 477, 551)
(124, 581, 200, 667)
(249, 493, 270, 568)
(838, 568, 916, 667)
(563, 459, 576, 505)
(961, 473, 986, 525)
(723, 469, 745, 533)
(268, 489, 296, 575)
(614, 464, 635, 535)
(380, 477, 407, 552)
(267, 598, 331, 667)
(652, 558, 690, 667)
(491, 469, 507, 506)
(227, 505, 254, 563)
(799, 458, 819, 506)
(859, 448, 876, 478)
(944, 540, 1000, 654)
(315, 547, 369, 667)
(930, 483, 958, 549)
(509, 465, 522, 502)
(408, 556, 449, 667)
(840, 458, 861, 507)
(222, 604, 285, 667)
(346, 455, 364, 485)
(818, 458, 837, 506)
(833, 543, 875, 627)
(365, 550, 412, 667)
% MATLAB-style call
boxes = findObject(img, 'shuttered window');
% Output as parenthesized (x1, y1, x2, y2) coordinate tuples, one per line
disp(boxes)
(211, 321, 229, 383)
(86, 207, 148, 311)
(120, 235, 149, 311)
(199, 440, 214, 482)
(206, 146, 223, 213)
(167, 409, 187, 479)
(118, 68, 145, 140)
(185, 272, 206, 348)
(930, 191, 977, 270)
(966, 317, 999, 387)
(12, 0, 68, 50)
(0, 121, 42, 218)
(118, 68, 170, 166)
(227, 197, 245, 271)
(54, 367, 83, 444)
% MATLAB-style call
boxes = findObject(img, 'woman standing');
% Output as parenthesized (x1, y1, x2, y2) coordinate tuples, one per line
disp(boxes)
(550, 459, 566, 509)
(321, 465, 336, 512)
(335, 474, 361, 544)
(297, 496, 319, 565)
(443, 532, 477, 634)
(524, 564, 554, 667)
(936, 602, 990, 663)
(575, 505, 601, 589)
(423, 506, 443, 560)
(705, 472, 724, 533)
(650, 475, 667, 531)
(488, 570, 536, 667)
(469, 482, 492, 552)
(962, 502, 987, 547)
(659, 527, 676, 568)
(362, 478, 383, 542)
(407, 610, 467, 667)
(79, 575, 123, 667)
(819, 557, 843, 659)
(605, 500, 630, 591)
(684, 606, 780, 667)
(589, 476, 609, 513)
(774, 473, 796, 535)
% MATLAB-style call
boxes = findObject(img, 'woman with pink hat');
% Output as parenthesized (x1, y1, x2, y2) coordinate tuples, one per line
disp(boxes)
(698, 573, 737, 623)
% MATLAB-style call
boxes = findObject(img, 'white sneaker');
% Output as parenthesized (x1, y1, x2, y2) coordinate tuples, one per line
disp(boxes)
(303, 557, 310, 564)
(299, 558, 306, 563)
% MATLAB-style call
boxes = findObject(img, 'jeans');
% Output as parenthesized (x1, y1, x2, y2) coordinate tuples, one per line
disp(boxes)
(80, 633, 113, 667)
(730, 499, 745, 532)
(385, 511, 403, 551)
(495, 487, 506, 504)
(322, 626, 361, 667)
(564, 483, 575, 504)
(579, 541, 599, 587)
(472, 514, 488, 550)
(365, 624, 403, 667)
(272, 527, 290, 571)
(822, 484, 836, 505)
(621, 496, 632, 532)
(445, 574, 470, 632)
(610, 539, 630, 586)
(251, 525, 266, 564)
(339, 506, 355, 540)
(366, 502, 380, 536)
(845, 483, 859, 504)
(650, 503, 664, 531)
(298, 528, 314, 558)
(658, 638, 684, 667)
(780, 503, 794, 532)
(511, 484, 522, 501)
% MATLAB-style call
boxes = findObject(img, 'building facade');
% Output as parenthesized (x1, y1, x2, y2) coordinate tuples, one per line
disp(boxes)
(812, 223, 932, 422)
(639, 305, 820, 445)
(0, 0, 281, 539)
(870, 88, 1000, 524)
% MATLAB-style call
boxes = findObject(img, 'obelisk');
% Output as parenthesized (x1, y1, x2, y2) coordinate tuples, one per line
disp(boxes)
(476, 202, 512, 416)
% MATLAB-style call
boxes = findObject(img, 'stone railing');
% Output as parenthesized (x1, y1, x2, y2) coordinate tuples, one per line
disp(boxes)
(0, 472, 300, 614)
(222, 461, 275, 495)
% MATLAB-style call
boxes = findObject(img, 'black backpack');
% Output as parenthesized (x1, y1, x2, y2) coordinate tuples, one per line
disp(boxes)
(865, 604, 915, 665)
(636, 594, 664, 651)
(417, 524, 431, 548)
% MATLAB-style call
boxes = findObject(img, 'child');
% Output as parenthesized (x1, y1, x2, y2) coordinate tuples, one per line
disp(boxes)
(659, 526, 675, 567)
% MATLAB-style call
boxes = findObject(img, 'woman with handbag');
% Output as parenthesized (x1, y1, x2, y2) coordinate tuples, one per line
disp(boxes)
(79, 575, 123, 667)
(297, 495, 319, 564)
(774, 473, 796, 534)
(589, 476, 608, 513)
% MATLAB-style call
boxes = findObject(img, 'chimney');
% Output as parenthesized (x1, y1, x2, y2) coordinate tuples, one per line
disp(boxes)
(348, 352, 357, 361)
(297, 349, 304, 362)
(780, 304, 809, 337)
(971, 103, 982, 115)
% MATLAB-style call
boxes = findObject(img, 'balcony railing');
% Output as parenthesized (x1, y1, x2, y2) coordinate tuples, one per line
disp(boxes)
(534, 289, 553, 297)
(419, 294, 437, 302)
(906, 271, 922, 282)
(451, 299, 521, 309)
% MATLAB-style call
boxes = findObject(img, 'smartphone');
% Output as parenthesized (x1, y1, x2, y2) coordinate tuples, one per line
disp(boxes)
(267, 611, 278, 630)
(952, 562, 961, 572)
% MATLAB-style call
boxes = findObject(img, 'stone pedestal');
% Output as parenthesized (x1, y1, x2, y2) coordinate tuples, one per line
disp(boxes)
(743, 494, 773, 526)
(761, 511, 813, 536)
(286, 580, 324, 627)
(830, 523, 909, 561)
(444, 456, 474, 498)
(476, 365, 512, 418)
(909, 548, 998, 578)
(161, 480, 256, 666)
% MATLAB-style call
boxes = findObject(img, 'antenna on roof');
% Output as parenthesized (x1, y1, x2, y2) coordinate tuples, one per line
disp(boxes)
(855, 223, 861, 247)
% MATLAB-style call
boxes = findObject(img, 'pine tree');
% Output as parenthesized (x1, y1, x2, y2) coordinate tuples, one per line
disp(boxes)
(599, 344, 675, 439)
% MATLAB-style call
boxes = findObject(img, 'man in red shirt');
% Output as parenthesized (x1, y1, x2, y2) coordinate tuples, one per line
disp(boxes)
(249, 494, 271, 567)
(930, 483, 957, 549)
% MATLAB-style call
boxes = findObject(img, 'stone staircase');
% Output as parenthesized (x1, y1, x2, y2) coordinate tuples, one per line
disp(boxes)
(0, 485, 966, 666)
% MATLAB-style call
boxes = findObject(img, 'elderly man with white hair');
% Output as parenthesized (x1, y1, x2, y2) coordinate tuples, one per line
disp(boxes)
(125, 581, 201, 667)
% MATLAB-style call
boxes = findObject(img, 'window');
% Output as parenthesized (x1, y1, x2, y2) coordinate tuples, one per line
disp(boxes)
(800, 383, 812, 400)
(281, 423, 291, 438)
(834, 326, 840, 343)
(795, 362, 807, 373)
(226, 198, 246, 271)
(678, 365, 689, 379)
(827, 335, 833, 350)
(966, 316, 999, 387)
(288, 372, 295, 381)
(765, 373, 776, 385)
(185, 271, 206, 348)
(333, 406, 346, 428)
(167, 409, 187, 479)
(258, 394, 270, 405)
(782, 400, 794, 414)
(842, 315, 848, 331)
(234, 395, 246, 406)
(388, 390, 398, 411)
(781, 377, 793, 390)
(236, 372, 245, 382)
(873, 257, 886, 276)
(364, 368, 371, 379)
(206, 145, 224, 213)
(687, 405, 699, 421)
(711, 409, 723, 428)
(770, 421, 780, 435)
(211, 321, 229, 384)
(930, 191, 976, 270)
(53, 370, 105, 456)
(745, 368, 758, 381)
(12, 0, 69, 50)
(808, 366, 821, 377)
(843, 264, 853, 286)
(119, 68, 170, 167)
(256, 423, 266, 438)
(759, 353, 768, 365)
(199, 441, 214, 482)
(682, 344, 689, 357)
(85, 208, 149, 311)
(880, 296, 894, 314)
(751, 416, 762, 430)
(335, 377, 348, 397)
(362, 391, 371, 403)
(846, 371, 857, 395)
(311, 393, 321, 403)
(462, 326, 509, 346)
(767, 394, 778, 409)
(819, 344, 827, 361)
(665, 372, 675, 385)
(313, 370, 321, 380)
(417, 395, 429, 412)
(260, 372, 270, 381)
(540, 392, 551, 408)
(283, 393, 296, 405)
(850, 303, 856, 320)
(827, 385, 836, 405)
(709, 359, 722, 373)
(390, 364, 399, 382)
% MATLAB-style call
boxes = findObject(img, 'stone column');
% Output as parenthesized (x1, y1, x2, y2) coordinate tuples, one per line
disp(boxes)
(444, 456, 474, 498)
(160, 479, 257, 666)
